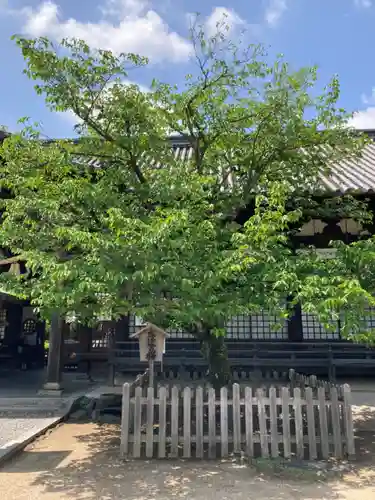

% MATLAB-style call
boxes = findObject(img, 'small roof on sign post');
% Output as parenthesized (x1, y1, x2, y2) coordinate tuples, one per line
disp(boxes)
(130, 322, 170, 339)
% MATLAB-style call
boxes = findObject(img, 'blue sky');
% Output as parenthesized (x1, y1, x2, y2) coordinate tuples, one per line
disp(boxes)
(0, 0, 375, 137)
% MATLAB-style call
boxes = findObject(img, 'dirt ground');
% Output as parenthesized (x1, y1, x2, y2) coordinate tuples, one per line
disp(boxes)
(0, 422, 375, 500)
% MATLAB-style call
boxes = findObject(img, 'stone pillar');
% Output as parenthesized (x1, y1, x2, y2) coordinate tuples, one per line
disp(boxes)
(42, 313, 64, 394)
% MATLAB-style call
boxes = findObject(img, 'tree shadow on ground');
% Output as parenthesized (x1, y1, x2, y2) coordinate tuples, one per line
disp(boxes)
(25, 420, 375, 500)
(353, 404, 375, 462)
(2, 451, 71, 473)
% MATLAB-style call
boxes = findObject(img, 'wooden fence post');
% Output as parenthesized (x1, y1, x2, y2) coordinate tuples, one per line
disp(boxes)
(343, 384, 355, 458)
(318, 387, 329, 459)
(245, 386, 253, 457)
(158, 386, 167, 458)
(183, 387, 191, 458)
(233, 384, 241, 454)
(293, 388, 304, 459)
(120, 382, 130, 457)
(281, 387, 291, 458)
(133, 386, 142, 458)
(257, 388, 269, 458)
(146, 387, 154, 458)
(208, 387, 216, 459)
(330, 386, 343, 458)
(269, 387, 279, 458)
(305, 387, 317, 460)
(196, 386, 204, 458)
(220, 386, 229, 457)
(170, 386, 179, 458)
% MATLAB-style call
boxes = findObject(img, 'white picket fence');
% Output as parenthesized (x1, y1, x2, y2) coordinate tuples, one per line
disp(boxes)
(120, 382, 355, 460)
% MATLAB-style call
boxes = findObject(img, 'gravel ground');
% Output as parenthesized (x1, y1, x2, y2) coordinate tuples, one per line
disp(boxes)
(0, 380, 374, 499)
(0, 422, 375, 500)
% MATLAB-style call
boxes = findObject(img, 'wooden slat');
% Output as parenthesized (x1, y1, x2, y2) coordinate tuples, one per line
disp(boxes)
(183, 387, 191, 458)
(294, 388, 304, 459)
(170, 385, 179, 458)
(310, 375, 318, 388)
(233, 384, 241, 454)
(343, 384, 355, 457)
(318, 387, 329, 459)
(257, 388, 269, 457)
(158, 386, 167, 458)
(120, 383, 130, 457)
(146, 387, 154, 458)
(196, 386, 204, 458)
(245, 387, 253, 457)
(281, 387, 291, 458)
(208, 388, 216, 459)
(220, 386, 229, 457)
(330, 387, 343, 458)
(269, 387, 279, 458)
(305, 387, 317, 460)
(133, 387, 142, 458)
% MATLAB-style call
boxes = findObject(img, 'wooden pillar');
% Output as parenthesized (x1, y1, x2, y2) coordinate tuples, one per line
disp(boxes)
(36, 319, 46, 369)
(5, 302, 23, 353)
(287, 301, 303, 342)
(77, 323, 92, 377)
(42, 313, 64, 393)
(107, 321, 116, 387)
(115, 314, 130, 342)
(287, 244, 304, 343)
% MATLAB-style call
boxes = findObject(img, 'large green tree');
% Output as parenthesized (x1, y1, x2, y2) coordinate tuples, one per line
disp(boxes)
(0, 18, 373, 383)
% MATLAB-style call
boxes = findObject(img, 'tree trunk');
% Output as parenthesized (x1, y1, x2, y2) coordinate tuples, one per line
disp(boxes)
(199, 327, 231, 388)
(156, 318, 232, 388)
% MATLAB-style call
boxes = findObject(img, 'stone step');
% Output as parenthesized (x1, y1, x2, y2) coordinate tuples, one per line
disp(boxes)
(0, 398, 69, 415)
(0, 397, 66, 406)
(0, 409, 65, 417)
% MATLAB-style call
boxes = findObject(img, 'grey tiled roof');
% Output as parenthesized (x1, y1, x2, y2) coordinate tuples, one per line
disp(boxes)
(318, 140, 375, 194)
(3, 129, 375, 194)
(170, 133, 375, 195)
(168, 134, 375, 194)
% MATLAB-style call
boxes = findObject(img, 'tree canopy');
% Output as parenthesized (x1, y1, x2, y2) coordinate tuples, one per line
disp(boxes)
(0, 17, 374, 381)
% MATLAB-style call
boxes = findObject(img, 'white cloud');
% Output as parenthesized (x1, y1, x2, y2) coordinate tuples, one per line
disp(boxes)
(99, 0, 149, 18)
(348, 108, 375, 129)
(205, 6, 246, 37)
(347, 87, 375, 129)
(361, 87, 375, 105)
(354, 0, 372, 8)
(264, 0, 288, 26)
(11, 0, 192, 63)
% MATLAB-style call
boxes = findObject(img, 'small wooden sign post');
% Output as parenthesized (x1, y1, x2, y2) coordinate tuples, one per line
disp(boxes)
(130, 323, 169, 389)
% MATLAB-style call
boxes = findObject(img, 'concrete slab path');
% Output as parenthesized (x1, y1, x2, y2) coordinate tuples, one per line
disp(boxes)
(0, 369, 98, 465)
